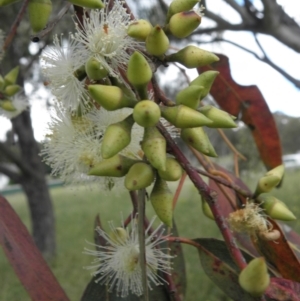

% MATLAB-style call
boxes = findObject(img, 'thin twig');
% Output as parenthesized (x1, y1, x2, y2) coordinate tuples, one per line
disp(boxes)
(217, 129, 247, 161)
(173, 172, 187, 209)
(137, 189, 148, 301)
(3, 0, 29, 51)
(157, 122, 247, 270)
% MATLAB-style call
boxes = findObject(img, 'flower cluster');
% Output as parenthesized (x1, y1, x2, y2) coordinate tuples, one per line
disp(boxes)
(84, 216, 173, 297)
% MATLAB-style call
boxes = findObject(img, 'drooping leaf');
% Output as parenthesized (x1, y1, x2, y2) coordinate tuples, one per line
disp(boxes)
(266, 278, 300, 301)
(81, 276, 170, 301)
(193, 238, 300, 300)
(198, 54, 282, 170)
(162, 218, 186, 300)
(253, 219, 300, 282)
(194, 238, 258, 301)
(0, 195, 70, 301)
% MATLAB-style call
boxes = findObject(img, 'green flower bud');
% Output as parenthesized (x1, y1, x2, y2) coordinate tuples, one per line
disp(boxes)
(88, 84, 137, 111)
(127, 19, 153, 41)
(127, 51, 152, 99)
(150, 176, 173, 227)
(190, 70, 219, 99)
(28, 0, 52, 33)
(169, 10, 201, 38)
(0, 0, 21, 7)
(101, 114, 135, 159)
(265, 164, 285, 179)
(4, 66, 19, 86)
(124, 162, 155, 191)
(88, 155, 139, 177)
(239, 257, 270, 297)
(85, 57, 108, 80)
(109, 227, 128, 245)
(181, 127, 217, 157)
(146, 25, 169, 57)
(175, 85, 203, 109)
(257, 193, 296, 221)
(141, 126, 167, 171)
(4, 84, 21, 96)
(198, 105, 237, 128)
(160, 105, 212, 128)
(0, 100, 16, 112)
(255, 165, 284, 195)
(166, 46, 219, 68)
(68, 0, 105, 9)
(158, 157, 182, 181)
(133, 100, 161, 127)
(255, 175, 282, 195)
(201, 196, 214, 220)
(167, 0, 199, 21)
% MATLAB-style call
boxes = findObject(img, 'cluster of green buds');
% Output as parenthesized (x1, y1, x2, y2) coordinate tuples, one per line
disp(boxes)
(254, 165, 296, 221)
(0, 66, 21, 112)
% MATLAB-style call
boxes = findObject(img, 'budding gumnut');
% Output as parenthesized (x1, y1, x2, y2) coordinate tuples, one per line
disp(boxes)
(181, 127, 217, 157)
(257, 193, 296, 221)
(158, 157, 182, 181)
(127, 19, 153, 41)
(175, 85, 203, 109)
(68, 0, 105, 9)
(190, 70, 219, 100)
(169, 10, 201, 38)
(4, 84, 21, 97)
(141, 127, 167, 171)
(198, 105, 237, 128)
(166, 46, 219, 68)
(88, 155, 139, 177)
(150, 176, 173, 227)
(28, 0, 52, 33)
(85, 57, 108, 80)
(124, 162, 155, 191)
(4, 66, 19, 86)
(255, 165, 284, 195)
(101, 114, 135, 159)
(133, 100, 161, 127)
(88, 84, 137, 111)
(146, 25, 169, 57)
(161, 105, 212, 128)
(0, 100, 16, 112)
(201, 196, 214, 220)
(167, 0, 199, 21)
(239, 257, 270, 297)
(127, 51, 152, 88)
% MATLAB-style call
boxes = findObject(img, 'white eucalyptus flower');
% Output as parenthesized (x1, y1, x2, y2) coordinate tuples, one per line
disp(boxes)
(0, 96, 28, 119)
(73, 1, 143, 79)
(40, 34, 89, 113)
(41, 105, 143, 190)
(84, 216, 173, 297)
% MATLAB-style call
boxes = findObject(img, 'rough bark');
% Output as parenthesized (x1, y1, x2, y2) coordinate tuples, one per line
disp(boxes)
(11, 110, 56, 259)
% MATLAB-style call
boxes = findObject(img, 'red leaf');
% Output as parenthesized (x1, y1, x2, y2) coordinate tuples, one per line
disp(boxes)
(254, 219, 300, 282)
(198, 54, 282, 170)
(0, 195, 70, 301)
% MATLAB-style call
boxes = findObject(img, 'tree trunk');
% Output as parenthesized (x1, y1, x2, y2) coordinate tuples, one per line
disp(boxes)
(12, 110, 56, 259)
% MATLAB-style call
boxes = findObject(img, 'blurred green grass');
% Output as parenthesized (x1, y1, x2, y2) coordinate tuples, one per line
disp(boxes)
(1, 169, 300, 301)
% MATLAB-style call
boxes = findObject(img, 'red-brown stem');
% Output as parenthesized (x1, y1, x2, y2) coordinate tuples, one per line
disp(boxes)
(3, 0, 29, 51)
(165, 236, 203, 249)
(173, 172, 187, 209)
(157, 123, 247, 270)
(194, 167, 253, 199)
(152, 76, 176, 106)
